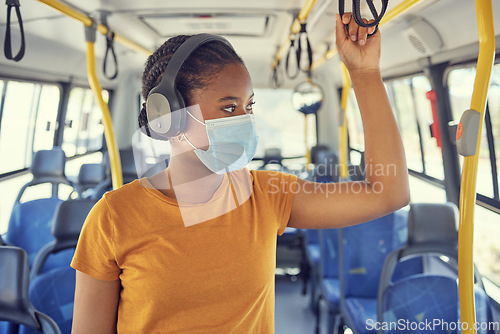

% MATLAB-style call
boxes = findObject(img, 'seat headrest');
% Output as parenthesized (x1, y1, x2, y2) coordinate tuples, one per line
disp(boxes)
(310, 145, 329, 164)
(262, 148, 283, 164)
(0, 246, 39, 328)
(52, 199, 97, 245)
(408, 202, 458, 246)
(78, 164, 105, 188)
(103, 148, 139, 180)
(30, 148, 66, 179)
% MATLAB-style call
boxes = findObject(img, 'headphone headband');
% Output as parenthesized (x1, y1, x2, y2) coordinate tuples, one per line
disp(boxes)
(146, 34, 234, 138)
(154, 34, 233, 96)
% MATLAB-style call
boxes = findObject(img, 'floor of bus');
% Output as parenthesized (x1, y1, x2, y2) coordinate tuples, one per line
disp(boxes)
(275, 273, 317, 334)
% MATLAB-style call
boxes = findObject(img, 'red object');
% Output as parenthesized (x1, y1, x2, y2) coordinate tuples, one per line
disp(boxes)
(456, 122, 463, 140)
(426, 89, 442, 148)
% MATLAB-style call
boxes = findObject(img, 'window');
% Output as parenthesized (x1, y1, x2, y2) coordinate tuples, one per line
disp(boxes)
(385, 76, 444, 180)
(62, 87, 106, 157)
(412, 76, 444, 180)
(0, 79, 60, 175)
(448, 67, 496, 199)
(252, 88, 317, 159)
(388, 79, 423, 173)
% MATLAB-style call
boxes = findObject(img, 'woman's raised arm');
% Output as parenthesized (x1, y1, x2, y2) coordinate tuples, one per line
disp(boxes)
(288, 13, 410, 229)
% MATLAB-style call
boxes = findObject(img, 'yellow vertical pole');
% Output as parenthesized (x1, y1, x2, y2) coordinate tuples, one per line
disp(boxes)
(458, 0, 495, 332)
(86, 25, 123, 189)
(305, 114, 311, 168)
(339, 63, 351, 179)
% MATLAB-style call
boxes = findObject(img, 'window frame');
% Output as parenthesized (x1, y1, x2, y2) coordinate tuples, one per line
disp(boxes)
(0, 76, 63, 178)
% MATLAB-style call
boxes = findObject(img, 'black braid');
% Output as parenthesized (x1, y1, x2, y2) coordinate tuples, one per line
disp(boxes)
(138, 35, 244, 139)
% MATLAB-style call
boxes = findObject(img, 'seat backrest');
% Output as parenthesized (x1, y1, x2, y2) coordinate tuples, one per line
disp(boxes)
(0, 246, 61, 334)
(379, 274, 493, 334)
(310, 145, 329, 164)
(20, 268, 76, 334)
(30, 199, 97, 279)
(318, 228, 339, 279)
(5, 198, 63, 266)
(339, 211, 408, 299)
(406, 202, 458, 257)
(379, 203, 459, 293)
(313, 151, 339, 183)
(77, 163, 105, 192)
(15, 148, 75, 203)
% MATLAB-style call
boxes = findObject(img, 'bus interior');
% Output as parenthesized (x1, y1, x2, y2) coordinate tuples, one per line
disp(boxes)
(0, 0, 499, 333)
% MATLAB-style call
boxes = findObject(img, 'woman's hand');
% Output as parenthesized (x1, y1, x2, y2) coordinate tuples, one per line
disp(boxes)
(335, 13, 381, 73)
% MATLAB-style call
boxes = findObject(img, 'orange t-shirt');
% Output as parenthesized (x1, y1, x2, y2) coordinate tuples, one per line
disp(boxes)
(71, 169, 297, 333)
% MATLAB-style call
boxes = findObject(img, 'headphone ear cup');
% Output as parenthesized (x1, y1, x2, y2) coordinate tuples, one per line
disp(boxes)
(145, 92, 173, 137)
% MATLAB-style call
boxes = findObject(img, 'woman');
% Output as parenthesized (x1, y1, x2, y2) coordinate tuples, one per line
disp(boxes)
(71, 13, 409, 333)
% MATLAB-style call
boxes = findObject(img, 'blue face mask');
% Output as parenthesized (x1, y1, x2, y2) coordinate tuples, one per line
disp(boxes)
(183, 112, 259, 174)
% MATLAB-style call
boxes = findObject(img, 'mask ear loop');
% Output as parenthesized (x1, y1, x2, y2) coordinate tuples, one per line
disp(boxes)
(178, 109, 206, 150)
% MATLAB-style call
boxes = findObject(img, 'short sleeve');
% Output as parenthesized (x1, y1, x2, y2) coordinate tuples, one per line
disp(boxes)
(71, 196, 121, 281)
(252, 171, 298, 236)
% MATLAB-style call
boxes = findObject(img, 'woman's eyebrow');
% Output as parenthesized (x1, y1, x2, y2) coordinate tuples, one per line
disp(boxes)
(217, 92, 255, 102)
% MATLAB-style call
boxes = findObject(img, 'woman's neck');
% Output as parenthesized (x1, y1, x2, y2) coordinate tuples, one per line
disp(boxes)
(149, 148, 224, 204)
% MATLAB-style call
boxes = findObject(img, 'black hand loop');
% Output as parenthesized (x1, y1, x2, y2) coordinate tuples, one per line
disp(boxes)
(285, 38, 300, 80)
(339, 0, 388, 37)
(4, 0, 26, 61)
(103, 31, 118, 80)
(297, 22, 313, 74)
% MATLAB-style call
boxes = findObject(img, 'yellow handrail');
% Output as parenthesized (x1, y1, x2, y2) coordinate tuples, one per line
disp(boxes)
(271, 0, 318, 69)
(339, 63, 350, 178)
(458, 0, 495, 332)
(310, 0, 425, 70)
(36, 0, 152, 55)
(86, 41, 123, 189)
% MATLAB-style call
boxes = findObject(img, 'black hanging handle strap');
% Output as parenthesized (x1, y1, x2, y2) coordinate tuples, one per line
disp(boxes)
(297, 22, 313, 75)
(339, 0, 389, 36)
(103, 31, 118, 80)
(285, 37, 300, 80)
(4, 0, 25, 61)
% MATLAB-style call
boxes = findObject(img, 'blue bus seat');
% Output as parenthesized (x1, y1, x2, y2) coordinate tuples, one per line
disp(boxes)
(339, 210, 423, 334)
(316, 228, 340, 334)
(310, 151, 339, 183)
(19, 199, 96, 333)
(30, 199, 97, 279)
(0, 246, 60, 334)
(77, 163, 105, 198)
(378, 203, 487, 329)
(4, 148, 79, 272)
(93, 148, 139, 198)
(19, 268, 76, 334)
(379, 274, 493, 334)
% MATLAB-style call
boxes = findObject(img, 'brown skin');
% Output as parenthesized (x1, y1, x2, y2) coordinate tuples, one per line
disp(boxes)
(72, 13, 409, 333)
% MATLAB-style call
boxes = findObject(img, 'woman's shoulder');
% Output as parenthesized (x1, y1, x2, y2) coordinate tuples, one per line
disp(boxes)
(249, 169, 298, 194)
(99, 179, 146, 206)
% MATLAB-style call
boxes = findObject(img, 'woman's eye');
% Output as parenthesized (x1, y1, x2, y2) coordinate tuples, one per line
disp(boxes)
(246, 101, 256, 112)
(223, 105, 236, 113)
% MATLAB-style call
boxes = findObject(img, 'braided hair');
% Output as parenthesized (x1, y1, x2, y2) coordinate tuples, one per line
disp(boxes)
(138, 35, 244, 139)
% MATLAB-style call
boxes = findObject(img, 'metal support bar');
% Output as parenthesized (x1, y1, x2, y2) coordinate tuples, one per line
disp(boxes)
(36, 0, 152, 55)
(339, 63, 350, 178)
(458, 0, 496, 331)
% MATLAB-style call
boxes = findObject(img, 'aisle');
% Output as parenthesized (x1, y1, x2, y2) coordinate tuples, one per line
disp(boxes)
(275, 274, 316, 334)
